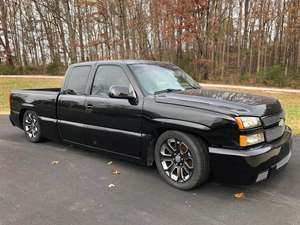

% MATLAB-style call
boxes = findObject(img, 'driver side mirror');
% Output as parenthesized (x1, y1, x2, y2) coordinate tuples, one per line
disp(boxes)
(108, 85, 137, 103)
(61, 89, 77, 95)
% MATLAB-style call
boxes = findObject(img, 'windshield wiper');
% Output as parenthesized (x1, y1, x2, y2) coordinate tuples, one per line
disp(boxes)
(154, 88, 182, 95)
(185, 86, 200, 90)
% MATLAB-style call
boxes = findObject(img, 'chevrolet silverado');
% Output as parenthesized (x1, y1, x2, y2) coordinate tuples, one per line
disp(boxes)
(9, 60, 292, 190)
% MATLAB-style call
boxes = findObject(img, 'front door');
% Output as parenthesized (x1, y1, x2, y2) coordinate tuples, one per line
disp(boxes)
(57, 65, 91, 144)
(85, 65, 142, 158)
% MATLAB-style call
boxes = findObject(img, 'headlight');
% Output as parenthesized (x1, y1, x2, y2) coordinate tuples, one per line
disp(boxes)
(235, 117, 262, 129)
(240, 133, 265, 147)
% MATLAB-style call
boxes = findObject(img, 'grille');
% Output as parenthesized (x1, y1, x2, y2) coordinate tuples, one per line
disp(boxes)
(261, 111, 284, 127)
(262, 111, 285, 142)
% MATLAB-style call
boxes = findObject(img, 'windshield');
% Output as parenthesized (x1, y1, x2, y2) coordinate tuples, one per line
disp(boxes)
(129, 63, 200, 95)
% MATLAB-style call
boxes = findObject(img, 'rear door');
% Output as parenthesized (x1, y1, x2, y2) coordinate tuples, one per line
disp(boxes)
(85, 64, 143, 158)
(57, 65, 92, 144)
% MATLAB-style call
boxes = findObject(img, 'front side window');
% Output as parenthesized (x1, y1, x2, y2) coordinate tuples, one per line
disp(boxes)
(129, 64, 200, 95)
(65, 66, 91, 95)
(91, 65, 130, 96)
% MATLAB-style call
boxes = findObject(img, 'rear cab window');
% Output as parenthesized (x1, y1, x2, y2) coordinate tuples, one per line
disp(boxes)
(64, 66, 91, 95)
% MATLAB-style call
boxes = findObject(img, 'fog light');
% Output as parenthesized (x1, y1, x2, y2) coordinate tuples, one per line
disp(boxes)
(240, 133, 265, 147)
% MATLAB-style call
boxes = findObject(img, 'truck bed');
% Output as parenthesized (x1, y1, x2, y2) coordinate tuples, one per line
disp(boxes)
(10, 88, 61, 132)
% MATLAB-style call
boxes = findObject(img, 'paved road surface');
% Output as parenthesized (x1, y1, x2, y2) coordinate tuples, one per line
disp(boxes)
(0, 115, 299, 225)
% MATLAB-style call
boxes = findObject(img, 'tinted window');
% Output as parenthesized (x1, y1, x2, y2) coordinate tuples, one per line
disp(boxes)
(129, 64, 200, 94)
(91, 65, 130, 96)
(65, 66, 91, 95)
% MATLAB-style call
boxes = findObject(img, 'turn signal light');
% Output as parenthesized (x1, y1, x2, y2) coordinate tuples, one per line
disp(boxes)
(240, 133, 265, 147)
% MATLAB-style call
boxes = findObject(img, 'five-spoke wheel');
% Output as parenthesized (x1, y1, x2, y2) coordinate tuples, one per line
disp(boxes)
(155, 130, 210, 190)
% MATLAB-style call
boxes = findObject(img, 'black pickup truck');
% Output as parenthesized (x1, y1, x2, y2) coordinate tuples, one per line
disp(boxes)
(10, 60, 292, 190)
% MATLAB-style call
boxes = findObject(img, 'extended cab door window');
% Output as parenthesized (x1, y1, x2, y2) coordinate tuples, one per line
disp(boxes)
(91, 65, 130, 96)
(65, 66, 91, 95)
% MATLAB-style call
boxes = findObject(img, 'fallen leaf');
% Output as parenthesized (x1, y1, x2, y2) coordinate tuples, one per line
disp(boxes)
(112, 168, 121, 176)
(51, 160, 59, 165)
(108, 184, 115, 188)
(107, 161, 113, 165)
(184, 200, 191, 207)
(234, 192, 245, 199)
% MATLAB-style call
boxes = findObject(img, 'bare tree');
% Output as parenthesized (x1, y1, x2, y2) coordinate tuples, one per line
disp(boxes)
(0, 0, 299, 84)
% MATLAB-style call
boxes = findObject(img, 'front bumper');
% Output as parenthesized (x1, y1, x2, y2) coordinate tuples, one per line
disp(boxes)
(209, 126, 293, 184)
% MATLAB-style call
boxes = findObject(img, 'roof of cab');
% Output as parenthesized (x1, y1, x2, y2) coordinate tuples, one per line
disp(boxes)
(69, 60, 171, 67)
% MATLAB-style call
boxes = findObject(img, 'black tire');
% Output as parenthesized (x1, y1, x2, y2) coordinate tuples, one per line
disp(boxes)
(23, 110, 42, 143)
(154, 130, 210, 190)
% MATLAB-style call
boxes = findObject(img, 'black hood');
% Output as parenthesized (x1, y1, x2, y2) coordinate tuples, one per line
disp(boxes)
(155, 88, 282, 117)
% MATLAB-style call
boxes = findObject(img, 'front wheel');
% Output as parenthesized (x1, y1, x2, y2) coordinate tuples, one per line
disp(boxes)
(23, 110, 42, 143)
(154, 130, 210, 190)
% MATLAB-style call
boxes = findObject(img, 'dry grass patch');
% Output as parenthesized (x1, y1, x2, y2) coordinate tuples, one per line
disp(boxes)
(0, 77, 62, 113)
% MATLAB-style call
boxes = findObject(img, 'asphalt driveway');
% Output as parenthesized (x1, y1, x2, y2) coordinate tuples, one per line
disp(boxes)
(0, 115, 299, 225)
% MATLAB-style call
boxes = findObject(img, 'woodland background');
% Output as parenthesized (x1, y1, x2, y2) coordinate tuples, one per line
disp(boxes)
(0, 0, 300, 87)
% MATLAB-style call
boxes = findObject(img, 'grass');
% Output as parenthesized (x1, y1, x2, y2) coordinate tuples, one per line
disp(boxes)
(0, 77, 299, 135)
(0, 77, 62, 113)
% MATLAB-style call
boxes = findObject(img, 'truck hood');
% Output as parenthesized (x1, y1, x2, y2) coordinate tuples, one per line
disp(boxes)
(155, 88, 282, 117)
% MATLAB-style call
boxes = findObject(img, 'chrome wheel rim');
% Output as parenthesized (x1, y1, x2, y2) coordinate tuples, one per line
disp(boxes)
(160, 138, 194, 183)
(24, 112, 39, 139)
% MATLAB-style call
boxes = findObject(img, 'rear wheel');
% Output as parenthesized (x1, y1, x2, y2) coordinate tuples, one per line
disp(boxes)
(154, 130, 210, 190)
(23, 110, 42, 143)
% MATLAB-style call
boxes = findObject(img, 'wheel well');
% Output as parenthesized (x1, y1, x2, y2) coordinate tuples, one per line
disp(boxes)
(154, 128, 209, 147)
(19, 108, 27, 129)
(147, 128, 209, 166)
